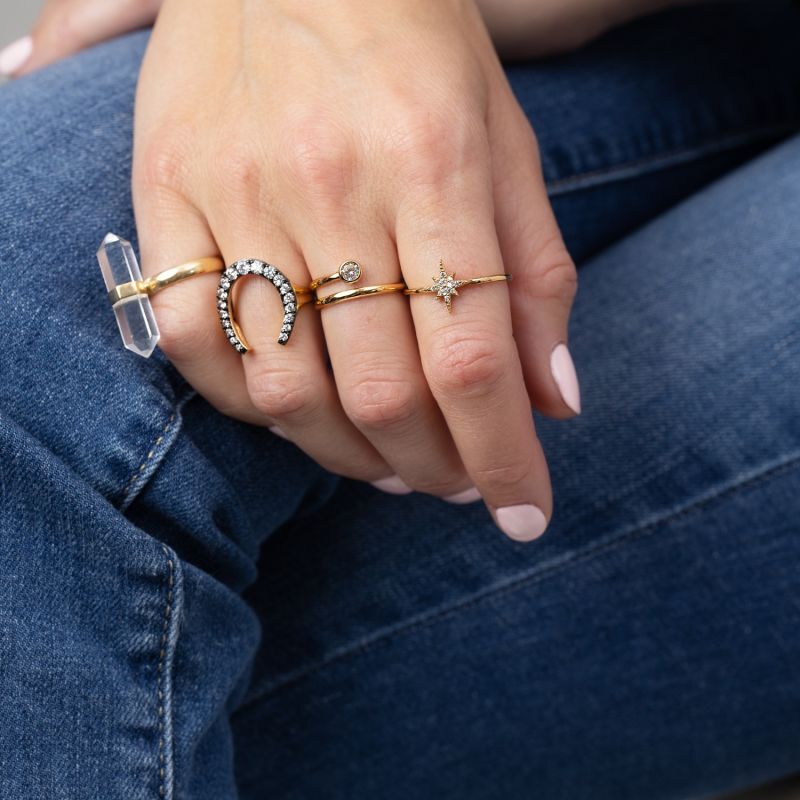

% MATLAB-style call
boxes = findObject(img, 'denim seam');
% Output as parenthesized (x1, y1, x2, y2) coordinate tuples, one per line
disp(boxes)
(155, 544, 182, 800)
(242, 451, 800, 706)
(119, 388, 197, 513)
(545, 122, 800, 196)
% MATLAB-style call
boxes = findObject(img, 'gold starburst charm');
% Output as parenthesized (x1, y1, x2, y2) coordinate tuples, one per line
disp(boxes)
(430, 259, 464, 313)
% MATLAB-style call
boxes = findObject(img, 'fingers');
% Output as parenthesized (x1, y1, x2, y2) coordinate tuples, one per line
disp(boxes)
(394, 124, 553, 540)
(208, 213, 392, 483)
(3, 0, 161, 78)
(489, 86, 581, 418)
(298, 213, 475, 500)
(132, 175, 267, 425)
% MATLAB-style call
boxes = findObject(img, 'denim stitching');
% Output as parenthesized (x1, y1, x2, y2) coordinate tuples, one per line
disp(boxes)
(242, 452, 800, 705)
(156, 544, 181, 799)
(544, 123, 800, 196)
(121, 413, 176, 509)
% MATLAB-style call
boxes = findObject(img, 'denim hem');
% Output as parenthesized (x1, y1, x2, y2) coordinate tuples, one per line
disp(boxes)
(240, 450, 800, 706)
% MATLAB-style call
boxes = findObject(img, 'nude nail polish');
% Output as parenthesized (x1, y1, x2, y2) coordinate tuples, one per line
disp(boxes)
(444, 487, 481, 504)
(495, 504, 548, 542)
(550, 343, 581, 415)
(371, 475, 413, 495)
(0, 36, 33, 76)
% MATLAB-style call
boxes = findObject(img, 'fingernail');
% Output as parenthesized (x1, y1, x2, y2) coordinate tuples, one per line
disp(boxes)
(444, 487, 481, 504)
(371, 475, 413, 495)
(269, 425, 289, 440)
(0, 36, 33, 76)
(550, 343, 581, 415)
(495, 504, 548, 542)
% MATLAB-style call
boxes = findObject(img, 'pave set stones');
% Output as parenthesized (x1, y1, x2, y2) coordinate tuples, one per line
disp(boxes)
(217, 259, 298, 351)
(430, 260, 465, 313)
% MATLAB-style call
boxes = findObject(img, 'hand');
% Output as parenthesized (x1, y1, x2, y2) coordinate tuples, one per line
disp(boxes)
(129, 0, 581, 542)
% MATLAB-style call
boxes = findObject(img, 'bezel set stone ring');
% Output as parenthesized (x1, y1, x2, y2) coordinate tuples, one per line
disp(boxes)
(99, 235, 511, 359)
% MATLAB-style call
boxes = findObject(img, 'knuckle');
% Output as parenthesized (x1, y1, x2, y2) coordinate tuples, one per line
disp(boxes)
(473, 452, 536, 492)
(429, 327, 508, 396)
(279, 116, 357, 197)
(210, 142, 265, 215)
(136, 133, 192, 196)
(248, 368, 322, 421)
(344, 375, 418, 431)
(387, 106, 485, 188)
(520, 236, 578, 306)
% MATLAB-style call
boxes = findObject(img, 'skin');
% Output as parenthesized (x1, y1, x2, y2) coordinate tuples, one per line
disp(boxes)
(4, 0, 686, 538)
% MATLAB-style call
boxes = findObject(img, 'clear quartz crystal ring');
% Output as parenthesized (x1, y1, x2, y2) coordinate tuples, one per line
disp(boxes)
(404, 259, 512, 313)
(217, 259, 312, 352)
(97, 232, 224, 358)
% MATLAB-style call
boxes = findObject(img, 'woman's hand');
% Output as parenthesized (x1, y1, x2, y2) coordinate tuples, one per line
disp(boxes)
(128, 0, 580, 541)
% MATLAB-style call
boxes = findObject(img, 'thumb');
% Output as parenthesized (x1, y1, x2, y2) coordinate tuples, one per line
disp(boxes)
(490, 86, 581, 419)
(1, 0, 161, 78)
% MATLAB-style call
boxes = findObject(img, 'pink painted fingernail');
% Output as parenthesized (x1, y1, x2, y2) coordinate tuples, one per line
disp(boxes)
(371, 475, 413, 495)
(269, 425, 289, 440)
(444, 487, 481, 504)
(495, 504, 548, 542)
(0, 36, 33, 76)
(550, 343, 581, 415)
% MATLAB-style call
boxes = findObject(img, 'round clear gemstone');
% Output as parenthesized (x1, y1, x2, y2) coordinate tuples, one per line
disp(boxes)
(238, 262, 249, 274)
(278, 333, 289, 344)
(265, 266, 276, 279)
(284, 313, 295, 323)
(285, 303, 296, 312)
(220, 311, 229, 319)
(250, 262, 263, 274)
(280, 284, 291, 295)
(283, 294, 294, 305)
(220, 279, 230, 290)
(339, 261, 361, 283)
(272, 275, 284, 287)
(281, 324, 292, 333)
(226, 267, 237, 279)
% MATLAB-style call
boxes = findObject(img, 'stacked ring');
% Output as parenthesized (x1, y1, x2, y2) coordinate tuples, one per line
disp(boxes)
(404, 259, 511, 313)
(217, 259, 312, 352)
(310, 260, 406, 309)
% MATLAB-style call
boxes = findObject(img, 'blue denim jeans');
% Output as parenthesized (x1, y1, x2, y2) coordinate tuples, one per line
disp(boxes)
(1, 4, 799, 799)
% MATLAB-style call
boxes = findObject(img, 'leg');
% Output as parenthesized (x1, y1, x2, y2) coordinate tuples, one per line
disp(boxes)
(231, 137, 800, 799)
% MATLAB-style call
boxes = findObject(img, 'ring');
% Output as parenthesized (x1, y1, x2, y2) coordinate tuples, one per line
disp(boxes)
(315, 283, 407, 308)
(217, 259, 312, 352)
(404, 259, 512, 313)
(98, 232, 225, 358)
(312, 260, 405, 309)
(309, 260, 363, 290)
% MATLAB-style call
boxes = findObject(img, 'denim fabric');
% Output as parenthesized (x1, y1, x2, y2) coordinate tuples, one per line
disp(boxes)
(1, 4, 799, 799)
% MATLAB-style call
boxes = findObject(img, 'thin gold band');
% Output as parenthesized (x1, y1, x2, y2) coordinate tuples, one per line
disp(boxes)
(404, 274, 511, 294)
(108, 256, 225, 306)
(315, 283, 407, 308)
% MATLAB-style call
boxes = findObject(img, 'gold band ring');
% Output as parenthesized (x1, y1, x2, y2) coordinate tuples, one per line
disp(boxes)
(108, 256, 224, 306)
(309, 260, 363, 290)
(315, 283, 406, 308)
(217, 259, 312, 351)
(404, 259, 511, 313)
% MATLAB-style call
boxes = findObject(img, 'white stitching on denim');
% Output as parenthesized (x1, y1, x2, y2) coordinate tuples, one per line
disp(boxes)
(157, 545, 175, 799)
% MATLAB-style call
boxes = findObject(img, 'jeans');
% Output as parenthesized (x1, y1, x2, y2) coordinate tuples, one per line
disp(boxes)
(1, 4, 799, 799)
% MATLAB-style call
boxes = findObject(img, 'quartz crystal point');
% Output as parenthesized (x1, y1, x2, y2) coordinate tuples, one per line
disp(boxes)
(97, 233, 160, 358)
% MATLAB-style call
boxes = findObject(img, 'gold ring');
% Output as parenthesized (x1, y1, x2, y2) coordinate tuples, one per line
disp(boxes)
(309, 260, 363, 290)
(217, 259, 312, 351)
(107, 256, 224, 306)
(315, 283, 406, 308)
(404, 259, 511, 313)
